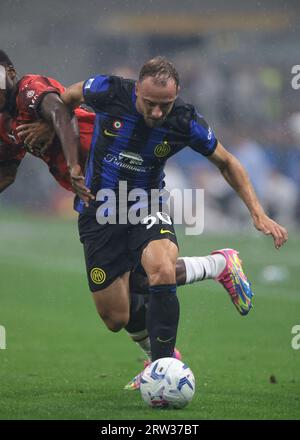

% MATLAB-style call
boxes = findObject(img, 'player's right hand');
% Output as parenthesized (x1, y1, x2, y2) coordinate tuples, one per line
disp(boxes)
(70, 164, 94, 207)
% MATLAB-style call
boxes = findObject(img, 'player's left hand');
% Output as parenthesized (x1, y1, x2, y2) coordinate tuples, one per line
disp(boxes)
(252, 213, 288, 249)
(16, 122, 55, 154)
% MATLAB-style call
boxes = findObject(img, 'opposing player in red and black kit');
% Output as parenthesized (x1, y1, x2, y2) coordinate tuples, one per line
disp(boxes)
(0, 51, 94, 193)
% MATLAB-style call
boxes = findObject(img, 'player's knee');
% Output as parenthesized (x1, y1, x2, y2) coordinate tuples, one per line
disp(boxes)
(148, 261, 176, 285)
(105, 320, 125, 333)
(99, 312, 129, 333)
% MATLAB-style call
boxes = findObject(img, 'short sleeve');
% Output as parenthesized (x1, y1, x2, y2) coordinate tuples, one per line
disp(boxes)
(83, 75, 112, 111)
(189, 111, 218, 156)
(17, 75, 63, 119)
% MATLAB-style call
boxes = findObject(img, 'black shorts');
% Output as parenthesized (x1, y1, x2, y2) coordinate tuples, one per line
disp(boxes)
(78, 212, 178, 292)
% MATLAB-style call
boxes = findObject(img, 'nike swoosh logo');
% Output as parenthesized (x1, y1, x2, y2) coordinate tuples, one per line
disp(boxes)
(160, 228, 175, 235)
(103, 129, 120, 137)
(156, 336, 175, 343)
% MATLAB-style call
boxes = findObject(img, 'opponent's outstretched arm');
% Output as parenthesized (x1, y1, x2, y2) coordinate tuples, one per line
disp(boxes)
(39, 92, 79, 170)
(61, 81, 85, 109)
(208, 141, 288, 249)
(39, 88, 93, 206)
(60, 82, 94, 205)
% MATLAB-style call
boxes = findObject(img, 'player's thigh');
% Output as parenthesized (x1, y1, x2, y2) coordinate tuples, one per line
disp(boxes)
(92, 271, 130, 327)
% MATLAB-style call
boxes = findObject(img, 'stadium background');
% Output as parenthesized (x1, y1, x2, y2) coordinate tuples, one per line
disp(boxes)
(0, 0, 299, 419)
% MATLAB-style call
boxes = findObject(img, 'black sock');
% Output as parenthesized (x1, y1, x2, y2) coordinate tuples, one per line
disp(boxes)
(125, 293, 147, 333)
(147, 284, 179, 361)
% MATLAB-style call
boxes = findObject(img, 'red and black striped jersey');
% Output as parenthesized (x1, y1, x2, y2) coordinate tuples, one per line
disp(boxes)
(0, 74, 95, 191)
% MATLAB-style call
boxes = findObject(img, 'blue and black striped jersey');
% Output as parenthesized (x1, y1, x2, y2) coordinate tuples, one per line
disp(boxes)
(75, 74, 217, 214)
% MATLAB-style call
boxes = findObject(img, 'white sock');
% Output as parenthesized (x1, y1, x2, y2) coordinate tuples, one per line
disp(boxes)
(180, 254, 226, 284)
(127, 329, 151, 360)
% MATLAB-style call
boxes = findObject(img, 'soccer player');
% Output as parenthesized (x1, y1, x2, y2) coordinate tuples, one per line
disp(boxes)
(58, 57, 287, 387)
(0, 52, 287, 389)
(0, 50, 94, 193)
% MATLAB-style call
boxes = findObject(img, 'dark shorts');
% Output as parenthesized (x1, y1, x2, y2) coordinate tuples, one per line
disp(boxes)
(78, 212, 178, 292)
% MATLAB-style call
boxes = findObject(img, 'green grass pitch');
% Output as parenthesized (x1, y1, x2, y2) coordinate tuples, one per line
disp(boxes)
(0, 211, 299, 420)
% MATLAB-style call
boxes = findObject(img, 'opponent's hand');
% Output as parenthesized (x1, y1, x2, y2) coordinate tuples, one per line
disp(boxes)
(16, 122, 55, 154)
(70, 164, 94, 207)
(252, 213, 288, 249)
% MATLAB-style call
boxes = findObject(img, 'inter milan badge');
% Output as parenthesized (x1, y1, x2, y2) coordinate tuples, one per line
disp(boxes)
(90, 267, 106, 285)
(154, 140, 171, 158)
(112, 120, 123, 130)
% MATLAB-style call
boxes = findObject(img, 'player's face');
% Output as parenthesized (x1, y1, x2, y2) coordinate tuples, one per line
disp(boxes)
(135, 77, 178, 128)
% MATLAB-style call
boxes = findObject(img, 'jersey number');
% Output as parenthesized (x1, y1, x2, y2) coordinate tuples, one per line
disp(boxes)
(142, 212, 172, 230)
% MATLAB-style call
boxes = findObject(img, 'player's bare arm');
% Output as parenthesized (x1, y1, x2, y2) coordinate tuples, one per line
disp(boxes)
(39, 93, 79, 168)
(0, 161, 18, 192)
(60, 82, 94, 205)
(16, 110, 92, 195)
(61, 81, 85, 109)
(40, 91, 93, 206)
(208, 141, 288, 249)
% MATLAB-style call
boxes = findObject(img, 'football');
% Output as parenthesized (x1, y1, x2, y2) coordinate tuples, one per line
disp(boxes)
(140, 357, 195, 409)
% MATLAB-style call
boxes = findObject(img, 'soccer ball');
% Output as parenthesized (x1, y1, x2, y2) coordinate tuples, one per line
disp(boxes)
(140, 357, 195, 409)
